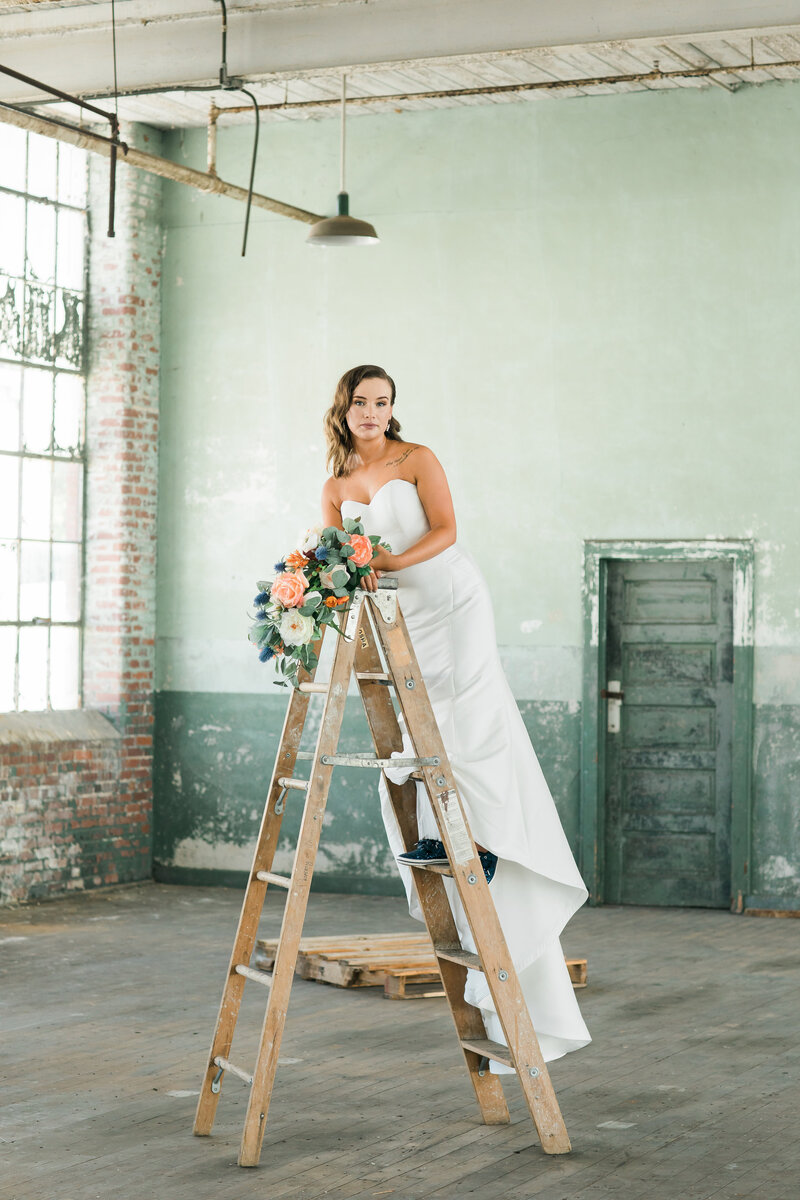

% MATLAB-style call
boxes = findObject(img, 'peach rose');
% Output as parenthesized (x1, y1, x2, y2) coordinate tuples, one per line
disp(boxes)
(271, 569, 309, 608)
(348, 534, 374, 568)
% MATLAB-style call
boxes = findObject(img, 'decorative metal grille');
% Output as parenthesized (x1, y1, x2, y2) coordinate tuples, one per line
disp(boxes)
(0, 125, 88, 712)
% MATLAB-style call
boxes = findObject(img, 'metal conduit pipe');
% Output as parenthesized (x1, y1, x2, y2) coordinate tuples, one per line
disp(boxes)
(0, 103, 323, 225)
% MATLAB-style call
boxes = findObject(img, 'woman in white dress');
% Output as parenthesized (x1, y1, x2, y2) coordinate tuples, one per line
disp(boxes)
(320, 365, 591, 1068)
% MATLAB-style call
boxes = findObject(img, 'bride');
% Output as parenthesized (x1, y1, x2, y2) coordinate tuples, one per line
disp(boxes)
(321, 364, 591, 1067)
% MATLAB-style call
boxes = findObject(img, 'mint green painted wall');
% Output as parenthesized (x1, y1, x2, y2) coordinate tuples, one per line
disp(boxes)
(156, 82, 800, 902)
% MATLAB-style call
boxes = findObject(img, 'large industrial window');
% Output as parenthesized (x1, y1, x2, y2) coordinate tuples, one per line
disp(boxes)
(0, 126, 88, 712)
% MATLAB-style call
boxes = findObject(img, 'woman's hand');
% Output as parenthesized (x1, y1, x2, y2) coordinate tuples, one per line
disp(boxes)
(358, 545, 398, 592)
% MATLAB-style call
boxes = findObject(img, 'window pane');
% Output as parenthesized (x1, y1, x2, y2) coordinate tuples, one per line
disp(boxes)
(51, 541, 81, 622)
(0, 541, 18, 620)
(20, 457, 51, 539)
(26, 200, 57, 285)
(56, 208, 85, 290)
(0, 625, 16, 712)
(19, 539, 50, 621)
(0, 191, 26, 279)
(54, 289, 84, 369)
(27, 135, 57, 201)
(52, 460, 82, 540)
(0, 125, 27, 193)
(50, 625, 79, 709)
(23, 282, 54, 362)
(0, 456, 20, 538)
(0, 278, 24, 360)
(54, 372, 84, 452)
(18, 624, 48, 711)
(58, 142, 87, 207)
(0, 363, 22, 451)
(22, 367, 53, 452)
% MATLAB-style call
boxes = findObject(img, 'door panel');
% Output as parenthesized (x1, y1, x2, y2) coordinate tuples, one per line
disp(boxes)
(604, 560, 733, 908)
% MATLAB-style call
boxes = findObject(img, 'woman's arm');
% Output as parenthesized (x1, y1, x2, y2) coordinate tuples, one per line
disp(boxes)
(320, 477, 342, 529)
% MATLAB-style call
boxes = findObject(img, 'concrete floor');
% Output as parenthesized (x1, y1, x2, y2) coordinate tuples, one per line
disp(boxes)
(2, 884, 799, 1200)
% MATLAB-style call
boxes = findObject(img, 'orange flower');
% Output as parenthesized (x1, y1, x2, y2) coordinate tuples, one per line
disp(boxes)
(271, 569, 308, 608)
(285, 550, 310, 570)
(323, 596, 349, 609)
(348, 534, 374, 567)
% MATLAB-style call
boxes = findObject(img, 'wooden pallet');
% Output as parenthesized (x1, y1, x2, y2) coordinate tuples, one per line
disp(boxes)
(255, 933, 587, 1000)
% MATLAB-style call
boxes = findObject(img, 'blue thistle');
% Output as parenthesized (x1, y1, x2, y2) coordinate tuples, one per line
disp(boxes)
(259, 646, 275, 662)
(254, 590, 269, 606)
(255, 608, 268, 620)
(274, 560, 286, 573)
(314, 546, 330, 562)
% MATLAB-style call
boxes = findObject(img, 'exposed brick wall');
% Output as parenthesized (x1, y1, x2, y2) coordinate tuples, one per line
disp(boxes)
(0, 125, 163, 904)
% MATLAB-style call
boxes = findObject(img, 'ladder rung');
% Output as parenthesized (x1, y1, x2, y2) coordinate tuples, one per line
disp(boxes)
(298, 681, 329, 694)
(277, 777, 309, 790)
(435, 945, 482, 971)
(414, 862, 453, 877)
(235, 964, 274, 988)
(295, 750, 314, 760)
(213, 1056, 253, 1085)
(460, 1038, 515, 1070)
(255, 871, 291, 889)
(320, 754, 439, 769)
(355, 671, 391, 682)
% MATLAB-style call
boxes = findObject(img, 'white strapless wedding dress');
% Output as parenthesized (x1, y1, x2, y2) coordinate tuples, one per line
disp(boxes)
(340, 479, 591, 1067)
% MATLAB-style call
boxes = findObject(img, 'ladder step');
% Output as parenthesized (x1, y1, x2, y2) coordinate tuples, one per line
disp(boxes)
(460, 1038, 515, 1070)
(355, 671, 391, 683)
(213, 1056, 253, 1086)
(298, 681, 329, 694)
(255, 871, 291, 889)
(435, 945, 482, 971)
(320, 754, 440, 769)
(414, 862, 453, 877)
(277, 777, 309, 790)
(235, 964, 274, 988)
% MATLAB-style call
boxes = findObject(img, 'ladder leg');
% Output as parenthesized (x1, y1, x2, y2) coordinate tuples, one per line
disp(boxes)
(354, 606, 510, 1125)
(238, 610, 359, 1167)
(193, 645, 321, 1138)
(371, 600, 571, 1154)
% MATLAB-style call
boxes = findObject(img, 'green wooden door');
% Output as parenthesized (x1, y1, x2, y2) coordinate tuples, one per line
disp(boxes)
(604, 560, 733, 907)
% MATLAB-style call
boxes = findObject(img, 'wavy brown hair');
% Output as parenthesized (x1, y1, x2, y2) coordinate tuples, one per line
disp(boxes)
(323, 364, 403, 478)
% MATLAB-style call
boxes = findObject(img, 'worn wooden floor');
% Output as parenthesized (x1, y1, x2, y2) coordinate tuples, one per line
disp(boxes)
(2, 884, 799, 1200)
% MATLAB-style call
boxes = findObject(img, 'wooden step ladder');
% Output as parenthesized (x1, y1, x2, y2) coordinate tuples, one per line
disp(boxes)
(193, 580, 572, 1166)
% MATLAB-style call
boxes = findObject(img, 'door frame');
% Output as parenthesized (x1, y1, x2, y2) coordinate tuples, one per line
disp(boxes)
(580, 539, 755, 912)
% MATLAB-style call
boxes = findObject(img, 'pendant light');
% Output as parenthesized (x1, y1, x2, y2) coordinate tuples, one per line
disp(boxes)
(307, 75, 379, 247)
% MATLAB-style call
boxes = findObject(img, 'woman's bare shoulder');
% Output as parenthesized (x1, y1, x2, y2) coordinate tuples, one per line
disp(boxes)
(321, 474, 343, 509)
(384, 440, 433, 469)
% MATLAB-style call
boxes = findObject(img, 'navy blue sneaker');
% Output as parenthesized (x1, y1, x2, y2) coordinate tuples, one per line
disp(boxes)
(396, 838, 449, 867)
(479, 850, 498, 884)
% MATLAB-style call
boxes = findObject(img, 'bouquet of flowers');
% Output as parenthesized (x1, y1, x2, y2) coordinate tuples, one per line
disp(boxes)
(248, 517, 391, 687)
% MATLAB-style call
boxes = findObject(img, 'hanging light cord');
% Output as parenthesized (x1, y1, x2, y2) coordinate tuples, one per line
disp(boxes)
(214, 0, 259, 256)
(340, 73, 346, 195)
(111, 0, 120, 121)
(238, 88, 259, 256)
(107, 0, 121, 237)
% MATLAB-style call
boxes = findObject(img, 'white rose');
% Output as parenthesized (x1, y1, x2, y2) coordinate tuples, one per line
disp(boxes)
(300, 523, 324, 554)
(278, 609, 315, 646)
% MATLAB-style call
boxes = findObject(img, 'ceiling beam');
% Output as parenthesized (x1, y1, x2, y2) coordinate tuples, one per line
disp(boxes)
(3, 0, 800, 102)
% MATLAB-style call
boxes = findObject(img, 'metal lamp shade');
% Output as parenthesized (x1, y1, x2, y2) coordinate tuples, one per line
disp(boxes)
(306, 192, 379, 247)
